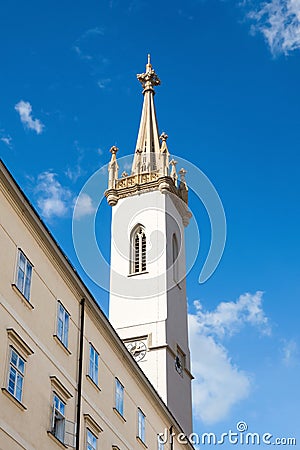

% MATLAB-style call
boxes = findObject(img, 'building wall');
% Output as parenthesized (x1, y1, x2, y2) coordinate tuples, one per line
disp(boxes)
(109, 189, 193, 435)
(0, 164, 193, 450)
(0, 176, 79, 449)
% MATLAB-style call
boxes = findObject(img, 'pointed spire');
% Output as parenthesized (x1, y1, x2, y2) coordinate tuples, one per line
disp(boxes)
(132, 56, 168, 175)
(105, 58, 191, 213)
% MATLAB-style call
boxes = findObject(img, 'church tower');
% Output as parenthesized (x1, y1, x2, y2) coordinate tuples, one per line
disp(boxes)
(106, 56, 193, 435)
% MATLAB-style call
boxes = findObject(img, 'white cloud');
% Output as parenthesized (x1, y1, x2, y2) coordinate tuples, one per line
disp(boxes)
(34, 170, 96, 221)
(73, 45, 93, 61)
(73, 27, 105, 62)
(189, 291, 270, 424)
(15, 100, 44, 134)
(189, 316, 251, 424)
(65, 141, 86, 182)
(0, 135, 12, 147)
(73, 193, 96, 220)
(281, 339, 299, 366)
(97, 78, 111, 89)
(83, 27, 104, 37)
(248, 0, 300, 55)
(35, 171, 72, 219)
(65, 165, 84, 182)
(193, 291, 271, 338)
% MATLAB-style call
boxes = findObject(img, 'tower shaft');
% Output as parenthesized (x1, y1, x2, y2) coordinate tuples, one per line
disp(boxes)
(106, 56, 193, 435)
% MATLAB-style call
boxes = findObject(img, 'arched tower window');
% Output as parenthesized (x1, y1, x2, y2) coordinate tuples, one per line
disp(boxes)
(130, 225, 147, 274)
(172, 233, 179, 282)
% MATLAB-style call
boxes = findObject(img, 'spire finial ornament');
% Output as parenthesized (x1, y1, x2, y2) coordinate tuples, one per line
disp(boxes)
(178, 168, 187, 182)
(160, 132, 168, 142)
(146, 53, 151, 70)
(178, 168, 188, 204)
(137, 55, 161, 93)
(110, 145, 118, 159)
(108, 146, 119, 190)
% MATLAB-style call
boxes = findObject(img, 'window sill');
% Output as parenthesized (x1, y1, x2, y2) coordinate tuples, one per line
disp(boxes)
(1, 388, 27, 411)
(11, 284, 34, 309)
(47, 431, 68, 448)
(127, 271, 149, 278)
(136, 436, 147, 448)
(86, 374, 101, 391)
(53, 335, 71, 355)
(113, 407, 126, 422)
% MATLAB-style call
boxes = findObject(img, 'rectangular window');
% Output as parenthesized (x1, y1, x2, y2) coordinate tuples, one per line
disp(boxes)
(16, 250, 32, 301)
(115, 378, 124, 416)
(87, 429, 97, 450)
(138, 408, 145, 443)
(57, 302, 69, 348)
(52, 394, 66, 443)
(158, 436, 165, 450)
(89, 344, 99, 385)
(7, 348, 25, 402)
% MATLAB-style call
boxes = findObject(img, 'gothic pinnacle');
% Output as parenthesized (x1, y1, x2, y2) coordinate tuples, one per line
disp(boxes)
(137, 54, 161, 93)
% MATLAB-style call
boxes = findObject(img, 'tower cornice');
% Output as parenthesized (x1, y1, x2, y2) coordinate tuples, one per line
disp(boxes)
(105, 174, 191, 226)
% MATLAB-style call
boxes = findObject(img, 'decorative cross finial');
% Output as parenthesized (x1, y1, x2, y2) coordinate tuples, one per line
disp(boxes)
(137, 55, 161, 93)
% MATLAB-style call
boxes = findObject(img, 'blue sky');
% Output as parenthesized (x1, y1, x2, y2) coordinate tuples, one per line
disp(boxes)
(1, 0, 300, 447)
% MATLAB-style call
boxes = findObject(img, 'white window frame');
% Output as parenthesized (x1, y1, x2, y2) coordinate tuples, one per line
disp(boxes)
(57, 301, 69, 348)
(51, 393, 66, 444)
(15, 249, 33, 301)
(7, 347, 25, 402)
(158, 435, 165, 450)
(86, 428, 97, 450)
(115, 378, 124, 416)
(89, 344, 99, 385)
(130, 225, 146, 274)
(137, 408, 146, 443)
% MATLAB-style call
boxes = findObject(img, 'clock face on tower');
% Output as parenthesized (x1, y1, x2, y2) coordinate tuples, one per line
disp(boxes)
(175, 355, 183, 375)
(125, 340, 147, 362)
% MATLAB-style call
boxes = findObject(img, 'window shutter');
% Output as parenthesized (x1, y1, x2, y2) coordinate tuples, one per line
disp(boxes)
(64, 419, 76, 448)
(50, 404, 56, 432)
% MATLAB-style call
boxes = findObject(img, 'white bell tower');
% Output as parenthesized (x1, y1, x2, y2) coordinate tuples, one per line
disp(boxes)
(106, 56, 193, 435)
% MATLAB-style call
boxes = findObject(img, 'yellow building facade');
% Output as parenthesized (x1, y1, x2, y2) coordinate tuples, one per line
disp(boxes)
(0, 159, 194, 450)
